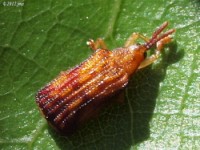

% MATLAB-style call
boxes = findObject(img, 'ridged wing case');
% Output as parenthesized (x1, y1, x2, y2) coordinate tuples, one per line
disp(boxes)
(36, 49, 128, 134)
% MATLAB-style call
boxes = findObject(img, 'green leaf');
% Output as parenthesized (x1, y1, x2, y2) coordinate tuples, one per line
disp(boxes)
(0, 0, 199, 149)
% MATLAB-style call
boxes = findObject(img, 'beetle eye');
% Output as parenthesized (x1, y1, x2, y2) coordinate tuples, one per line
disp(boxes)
(144, 52, 147, 58)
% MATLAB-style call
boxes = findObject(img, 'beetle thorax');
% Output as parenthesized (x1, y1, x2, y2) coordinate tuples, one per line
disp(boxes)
(112, 46, 146, 76)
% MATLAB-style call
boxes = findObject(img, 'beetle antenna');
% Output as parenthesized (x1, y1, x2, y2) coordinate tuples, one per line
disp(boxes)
(144, 22, 175, 49)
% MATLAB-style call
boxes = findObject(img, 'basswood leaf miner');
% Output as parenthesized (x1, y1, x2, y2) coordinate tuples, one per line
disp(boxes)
(36, 22, 175, 135)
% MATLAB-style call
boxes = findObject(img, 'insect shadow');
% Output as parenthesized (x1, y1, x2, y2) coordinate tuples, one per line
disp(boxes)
(48, 41, 183, 150)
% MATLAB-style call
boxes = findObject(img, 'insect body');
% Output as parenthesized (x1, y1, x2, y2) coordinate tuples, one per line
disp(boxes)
(36, 22, 175, 135)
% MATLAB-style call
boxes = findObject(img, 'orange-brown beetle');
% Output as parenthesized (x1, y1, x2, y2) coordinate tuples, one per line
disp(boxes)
(36, 22, 175, 135)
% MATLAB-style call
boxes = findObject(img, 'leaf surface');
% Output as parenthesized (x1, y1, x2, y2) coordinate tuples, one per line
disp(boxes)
(0, 0, 199, 149)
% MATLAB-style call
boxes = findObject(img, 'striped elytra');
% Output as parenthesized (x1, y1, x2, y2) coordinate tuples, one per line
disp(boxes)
(36, 22, 175, 135)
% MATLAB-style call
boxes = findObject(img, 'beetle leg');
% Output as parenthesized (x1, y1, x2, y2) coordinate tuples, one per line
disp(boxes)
(138, 36, 172, 69)
(156, 36, 172, 51)
(138, 51, 160, 69)
(86, 38, 107, 51)
(124, 33, 149, 47)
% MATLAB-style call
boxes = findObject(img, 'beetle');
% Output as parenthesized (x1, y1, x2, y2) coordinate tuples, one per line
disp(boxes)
(36, 22, 175, 135)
